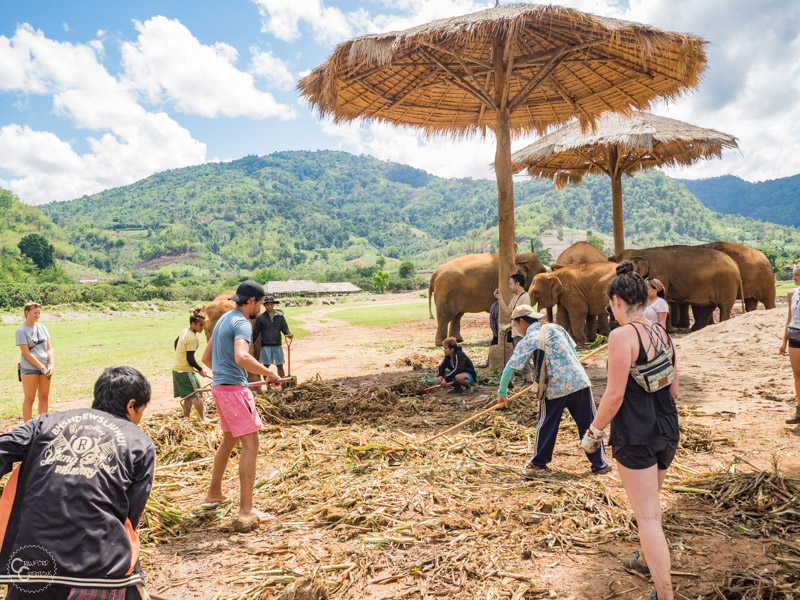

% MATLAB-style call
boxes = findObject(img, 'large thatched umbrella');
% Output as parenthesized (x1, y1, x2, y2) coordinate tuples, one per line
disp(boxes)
(510, 112, 738, 253)
(298, 3, 706, 310)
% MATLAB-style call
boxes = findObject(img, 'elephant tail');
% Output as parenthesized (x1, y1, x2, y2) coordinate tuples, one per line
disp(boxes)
(737, 271, 746, 312)
(428, 275, 435, 319)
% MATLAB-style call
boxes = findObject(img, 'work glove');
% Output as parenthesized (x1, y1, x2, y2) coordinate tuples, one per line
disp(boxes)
(44, 365, 54, 379)
(580, 425, 606, 453)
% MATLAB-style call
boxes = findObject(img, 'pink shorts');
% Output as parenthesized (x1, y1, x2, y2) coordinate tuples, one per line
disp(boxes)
(211, 385, 262, 438)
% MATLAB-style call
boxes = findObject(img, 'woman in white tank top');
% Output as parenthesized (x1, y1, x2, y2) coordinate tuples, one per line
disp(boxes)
(643, 278, 669, 328)
(779, 264, 800, 424)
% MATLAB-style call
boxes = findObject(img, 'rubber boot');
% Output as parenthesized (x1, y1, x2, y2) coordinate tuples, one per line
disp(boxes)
(786, 405, 800, 424)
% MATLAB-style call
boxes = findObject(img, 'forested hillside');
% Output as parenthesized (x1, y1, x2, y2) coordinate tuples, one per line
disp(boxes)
(40, 151, 799, 281)
(679, 174, 800, 227)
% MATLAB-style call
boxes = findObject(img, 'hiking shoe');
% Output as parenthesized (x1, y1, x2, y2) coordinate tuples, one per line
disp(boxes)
(623, 550, 651, 576)
(592, 465, 612, 475)
(522, 463, 549, 479)
(448, 385, 463, 394)
(462, 387, 473, 396)
(786, 406, 800, 424)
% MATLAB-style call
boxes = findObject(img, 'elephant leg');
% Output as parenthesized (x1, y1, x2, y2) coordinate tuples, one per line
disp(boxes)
(449, 313, 465, 343)
(435, 309, 450, 346)
(691, 305, 713, 331)
(585, 314, 597, 343)
(565, 304, 589, 345)
(555, 304, 572, 338)
(744, 298, 758, 312)
(718, 301, 734, 322)
(597, 314, 610, 337)
(673, 303, 690, 328)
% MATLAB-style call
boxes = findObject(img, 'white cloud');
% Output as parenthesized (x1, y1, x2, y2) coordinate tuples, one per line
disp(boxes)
(62, 21, 70, 33)
(252, 0, 353, 44)
(307, 0, 800, 183)
(0, 23, 206, 204)
(249, 47, 295, 91)
(121, 16, 296, 120)
(321, 118, 497, 180)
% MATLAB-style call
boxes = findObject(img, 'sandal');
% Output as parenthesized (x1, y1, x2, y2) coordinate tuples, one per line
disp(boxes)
(622, 550, 651, 576)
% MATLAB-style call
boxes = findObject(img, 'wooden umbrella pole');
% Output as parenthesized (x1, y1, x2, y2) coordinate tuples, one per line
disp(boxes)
(423, 382, 537, 444)
(579, 342, 609, 363)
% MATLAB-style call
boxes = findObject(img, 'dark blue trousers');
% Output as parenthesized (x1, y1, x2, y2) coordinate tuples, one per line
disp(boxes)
(528, 386, 608, 472)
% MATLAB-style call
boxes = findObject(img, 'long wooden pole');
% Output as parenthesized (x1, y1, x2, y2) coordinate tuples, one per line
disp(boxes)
(423, 382, 537, 444)
(493, 34, 516, 324)
(609, 145, 625, 255)
(421, 343, 608, 444)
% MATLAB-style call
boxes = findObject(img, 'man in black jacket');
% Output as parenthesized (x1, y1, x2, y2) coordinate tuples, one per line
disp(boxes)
(0, 366, 155, 600)
(254, 295, 293, 378)
(437, 336, 477, 395)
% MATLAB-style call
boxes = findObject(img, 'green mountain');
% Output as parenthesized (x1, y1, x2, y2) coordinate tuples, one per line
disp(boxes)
(0, 189, 78, 284)
(34, 150, 800, 280)
(678, 174, 800, 227)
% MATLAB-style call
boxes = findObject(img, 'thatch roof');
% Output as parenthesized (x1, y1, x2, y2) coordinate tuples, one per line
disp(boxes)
(265, 280, 328, 296)
(510, 112, 739, 186)
(298, 3, 707, 136)
(318, 282, 362, 293)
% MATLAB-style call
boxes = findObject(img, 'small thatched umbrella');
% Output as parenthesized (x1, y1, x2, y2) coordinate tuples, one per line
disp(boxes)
(298, 3, 706, 310)
(511, 112, 738, 254)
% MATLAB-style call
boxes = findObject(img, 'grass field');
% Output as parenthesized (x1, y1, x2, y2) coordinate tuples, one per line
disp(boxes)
(774, 280, 796, 297)
(0, 307, 313, 419)
(328, 301, 429, 327)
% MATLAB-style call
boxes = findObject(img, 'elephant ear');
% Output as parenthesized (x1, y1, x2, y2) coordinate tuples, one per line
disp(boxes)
(551, 276, 564, 298)
(550, 263, 564, 271)
(628, 256, 650, 277)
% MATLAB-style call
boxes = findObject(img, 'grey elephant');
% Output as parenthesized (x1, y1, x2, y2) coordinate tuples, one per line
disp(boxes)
(610, 245, 743, 331)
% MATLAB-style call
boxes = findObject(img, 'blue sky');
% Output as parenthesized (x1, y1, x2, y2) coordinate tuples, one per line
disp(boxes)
(1, 0, 799, 204)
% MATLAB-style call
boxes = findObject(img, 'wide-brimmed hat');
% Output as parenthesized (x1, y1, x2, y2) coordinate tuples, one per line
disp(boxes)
(229, 280, 265, 303)
(510, 304, 545, 320)
(263, 295, 280, 304)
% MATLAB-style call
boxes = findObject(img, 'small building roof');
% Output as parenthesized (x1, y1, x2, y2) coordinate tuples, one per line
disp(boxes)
(264, 280, 327, 295)
(319, 282, 362, 293)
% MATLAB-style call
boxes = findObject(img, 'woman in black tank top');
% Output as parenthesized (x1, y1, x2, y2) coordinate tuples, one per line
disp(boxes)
(582, 261, 680, 600)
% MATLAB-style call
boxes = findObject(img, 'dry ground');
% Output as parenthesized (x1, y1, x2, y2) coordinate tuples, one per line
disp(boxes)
(138, 302, 800, 600)
(5, 297, 800, 600)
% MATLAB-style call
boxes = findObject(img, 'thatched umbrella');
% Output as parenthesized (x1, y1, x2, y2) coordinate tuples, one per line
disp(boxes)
(511, 112, 738, 254)
(298, 3, 706, 310)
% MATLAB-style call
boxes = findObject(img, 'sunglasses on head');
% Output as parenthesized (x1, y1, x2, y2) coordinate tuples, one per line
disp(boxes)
(605, 304, 613, 316)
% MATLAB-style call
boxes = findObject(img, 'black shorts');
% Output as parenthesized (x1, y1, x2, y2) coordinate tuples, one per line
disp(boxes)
(790, 339, 800, 349)
(612, 438, 677, 470)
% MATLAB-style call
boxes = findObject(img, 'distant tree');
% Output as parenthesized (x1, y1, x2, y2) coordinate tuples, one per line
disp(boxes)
(252, 266, 285, 283)
(585, 235, 605, 252)
(398, 260, 415, 278)
(376, 256, 386, 269)
(18, 234, 55, 269)
(372, 270, 389, 293)
(150, 272, 173, 287)
(385, 246, 400, 259)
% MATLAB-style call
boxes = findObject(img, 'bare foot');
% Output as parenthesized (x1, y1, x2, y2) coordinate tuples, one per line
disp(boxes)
(203, 495, 230, 505)
(239, 508, 276, 522)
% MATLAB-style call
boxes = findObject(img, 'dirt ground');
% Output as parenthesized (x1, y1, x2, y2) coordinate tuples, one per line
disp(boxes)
(6, 296, 800, 599)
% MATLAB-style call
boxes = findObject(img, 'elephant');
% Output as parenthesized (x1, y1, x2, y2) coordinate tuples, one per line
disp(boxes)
(699, 242, 776, 310)
(610, 246, 743, 331)
(528, 263, 617, 345)
(428, 252, 547, 346)
(553, 241, 608, 267)
(549, 241, 609, 333)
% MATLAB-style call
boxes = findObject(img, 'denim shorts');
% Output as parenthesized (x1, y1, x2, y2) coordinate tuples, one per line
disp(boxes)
(20, 368, 43, 376)
(259, 345, 285, 366)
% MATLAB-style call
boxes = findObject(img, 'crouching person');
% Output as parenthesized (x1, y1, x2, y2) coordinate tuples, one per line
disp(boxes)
(437, 337, 477, 395)
(0, 366, 155, 600)
(497, 305, 610, 477)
